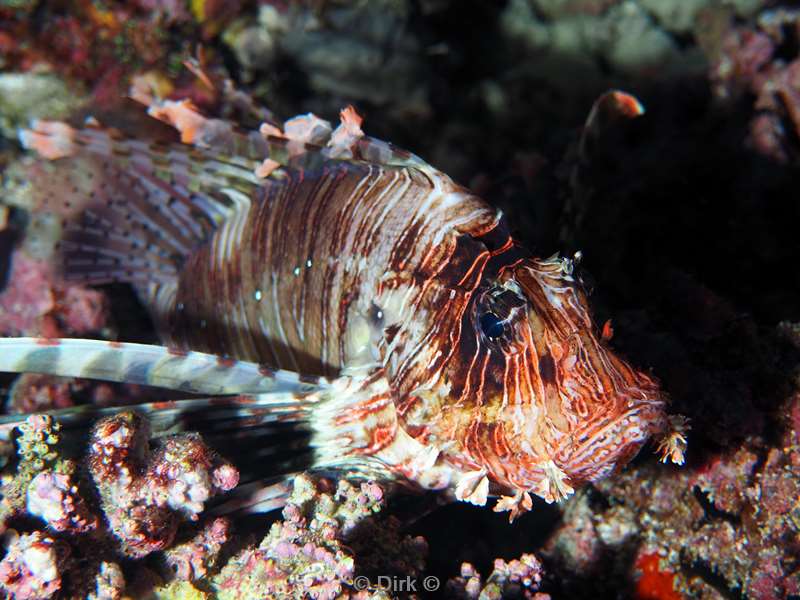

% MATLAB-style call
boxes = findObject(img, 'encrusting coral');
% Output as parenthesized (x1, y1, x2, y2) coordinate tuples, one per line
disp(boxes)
(87, 412, 239, 559)
(4, 412, 519, 598)
(2, 1, 798, 597)
(0, 411, 239, 598)
(162, 516, 232, 584)
(0, 530, 70, 600)
(446, 555, 549, 600)
(211, 474, 420, 599)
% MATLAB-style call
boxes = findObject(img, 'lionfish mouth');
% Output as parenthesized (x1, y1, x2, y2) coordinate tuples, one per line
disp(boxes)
(501, 257, 683, 493)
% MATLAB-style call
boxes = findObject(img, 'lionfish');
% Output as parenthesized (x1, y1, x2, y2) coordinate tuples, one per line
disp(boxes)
(0, 90, 686, 520)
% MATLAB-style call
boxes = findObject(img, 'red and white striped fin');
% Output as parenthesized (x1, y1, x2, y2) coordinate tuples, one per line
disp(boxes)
(0, 337, 328, 395)
(19, 119, 264, 286)
(18, 107, 443, 290)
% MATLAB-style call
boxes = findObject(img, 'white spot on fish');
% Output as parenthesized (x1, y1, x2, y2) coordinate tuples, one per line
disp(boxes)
(254, 289, 262, 302)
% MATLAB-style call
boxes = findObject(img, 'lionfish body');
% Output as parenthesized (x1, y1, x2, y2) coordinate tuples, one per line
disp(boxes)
(0, 93, 685, 517)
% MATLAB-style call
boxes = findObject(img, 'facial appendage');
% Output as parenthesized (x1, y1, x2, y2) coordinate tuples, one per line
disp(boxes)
(465, 256, 686, 520)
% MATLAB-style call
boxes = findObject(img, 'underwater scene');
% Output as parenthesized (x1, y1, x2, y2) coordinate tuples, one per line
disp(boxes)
(0, 0, 798, 598)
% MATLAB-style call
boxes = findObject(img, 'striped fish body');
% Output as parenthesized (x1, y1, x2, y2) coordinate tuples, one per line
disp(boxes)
(166, 160, 498, 381)
(4, 96, 687, 519)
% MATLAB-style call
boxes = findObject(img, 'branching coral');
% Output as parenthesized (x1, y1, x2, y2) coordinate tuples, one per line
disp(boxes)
(0, 530, 70, 600)
(0, 411, 239, 598)
(447, 554, 548, 600)
(88, 412, 238, 558)
(212, 475, 389, 599)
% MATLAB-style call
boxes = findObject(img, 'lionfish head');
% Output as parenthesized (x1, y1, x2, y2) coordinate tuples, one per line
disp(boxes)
(468, 255, 684, 506)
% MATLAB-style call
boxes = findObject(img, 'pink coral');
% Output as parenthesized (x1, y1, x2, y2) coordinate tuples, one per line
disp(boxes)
(26, 471, 97, 533)
(0, 531, 70, 599)
(212, 475, 423, 599)
(144, 434, 239, 519)
(163, 517, 231, 582)
(87, 412, 238, 558)
(7, 374, 75, 415)
(0, 251, 108, 338)
(88, 412, 147, 495)
(103, 502, 178, 559)
(447, 554, 548, 600)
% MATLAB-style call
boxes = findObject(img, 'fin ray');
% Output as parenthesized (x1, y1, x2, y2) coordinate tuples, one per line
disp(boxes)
(0, 337, 327, 395)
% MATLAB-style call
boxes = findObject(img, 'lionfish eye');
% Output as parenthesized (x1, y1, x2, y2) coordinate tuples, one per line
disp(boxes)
(479, 312, 505, 340)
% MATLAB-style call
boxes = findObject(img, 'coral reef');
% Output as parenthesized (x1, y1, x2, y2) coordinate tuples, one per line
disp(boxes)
(211, 474, 426, 599)
(0, 411, 239, 598)
(163, 517, 232, 583)
(0, 530, 70, 600)
(88, 412, 239, 558)
(2, 418, 497, 598)
(706, 7, 800, 163)
(0, 251, 108, 339)
(447, 555, 548, 600)
(1, 0, 799, 598)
